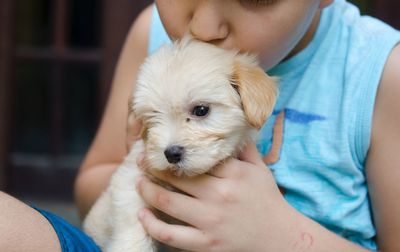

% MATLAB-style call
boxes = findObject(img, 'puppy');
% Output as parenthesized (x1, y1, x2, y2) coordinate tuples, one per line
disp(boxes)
(83, 36, 277, 252)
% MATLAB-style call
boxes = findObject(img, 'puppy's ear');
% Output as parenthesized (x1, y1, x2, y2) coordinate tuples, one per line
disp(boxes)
(231, 60, 278, 129)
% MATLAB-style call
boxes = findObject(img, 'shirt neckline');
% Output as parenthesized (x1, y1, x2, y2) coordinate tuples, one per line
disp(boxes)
(268, 6, 332, 76)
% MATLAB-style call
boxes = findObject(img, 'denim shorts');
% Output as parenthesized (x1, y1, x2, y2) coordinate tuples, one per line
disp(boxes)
(33, 207, 101, 252)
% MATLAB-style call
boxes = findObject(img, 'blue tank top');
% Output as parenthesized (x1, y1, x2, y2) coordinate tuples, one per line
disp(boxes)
(148, 1, 400, 250)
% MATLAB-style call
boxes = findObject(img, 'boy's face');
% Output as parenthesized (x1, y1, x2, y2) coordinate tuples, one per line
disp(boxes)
(156, 0, 333, 69)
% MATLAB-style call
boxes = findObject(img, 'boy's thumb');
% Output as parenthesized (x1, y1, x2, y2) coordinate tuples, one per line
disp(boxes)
(238, 140, 264, 166)
(126, 115, 142, 151)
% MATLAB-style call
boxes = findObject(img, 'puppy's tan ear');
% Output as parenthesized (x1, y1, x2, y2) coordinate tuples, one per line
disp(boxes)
(231, 61, 278, 129)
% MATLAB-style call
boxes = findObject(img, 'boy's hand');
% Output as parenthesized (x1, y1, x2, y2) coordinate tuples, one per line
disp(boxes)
(125, 105, 142, 151)
(135, 141, 301, 251)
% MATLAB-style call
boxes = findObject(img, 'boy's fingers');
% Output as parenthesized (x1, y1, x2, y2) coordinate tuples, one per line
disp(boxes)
(126, 114, 142, 150)
(136, 176, 207, 227)
(208, 141, 266, 178)
(139, 208, 209, 251)
(136, 152, 146, 170)
(207, 158, 241, 178)
(127, 117, 142, 138)
(138, 166, 221, 200)
(238, 140, 264, 166)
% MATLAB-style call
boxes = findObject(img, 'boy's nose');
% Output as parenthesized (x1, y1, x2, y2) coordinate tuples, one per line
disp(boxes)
(164, 145, 185, 164)
(189, 1, 229, 43)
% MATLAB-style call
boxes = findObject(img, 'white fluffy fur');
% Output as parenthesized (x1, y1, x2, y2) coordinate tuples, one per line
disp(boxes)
(83, 37, 277, 252)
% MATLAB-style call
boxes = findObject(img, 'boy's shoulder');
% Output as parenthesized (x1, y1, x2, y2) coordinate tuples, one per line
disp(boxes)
(374, 43, 400, 122)
(325, 1, 400, 78)
(334, 1, 399, 41)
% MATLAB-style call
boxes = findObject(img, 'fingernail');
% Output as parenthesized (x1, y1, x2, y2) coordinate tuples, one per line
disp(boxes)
(138, 209, 146, 220)
(133, 133, 141, 141)
(132, 124, 142, 140)
(135, 175, 143, 189)
(136, 152, 145, 166)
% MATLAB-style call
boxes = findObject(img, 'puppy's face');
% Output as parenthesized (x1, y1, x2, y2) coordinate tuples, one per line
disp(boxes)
(132, 38, 277, 176)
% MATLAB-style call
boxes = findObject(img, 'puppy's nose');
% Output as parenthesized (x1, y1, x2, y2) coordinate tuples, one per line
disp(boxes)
(164, 145, 184, 164)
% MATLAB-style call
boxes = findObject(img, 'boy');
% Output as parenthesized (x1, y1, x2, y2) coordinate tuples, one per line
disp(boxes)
(77, 0, 400, 250)
(1, 1, 399, 251)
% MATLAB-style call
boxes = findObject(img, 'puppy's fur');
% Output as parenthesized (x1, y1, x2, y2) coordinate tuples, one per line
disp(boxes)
(83, 37, 277, 252)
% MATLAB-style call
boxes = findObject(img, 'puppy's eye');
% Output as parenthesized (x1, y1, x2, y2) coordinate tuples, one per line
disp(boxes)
(192, 105, 210, 117)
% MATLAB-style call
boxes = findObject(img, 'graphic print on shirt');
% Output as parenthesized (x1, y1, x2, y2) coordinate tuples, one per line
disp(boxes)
(263, 108, 326, 165)
(262, 108, 326, 165)
(262, 108, 326, 195)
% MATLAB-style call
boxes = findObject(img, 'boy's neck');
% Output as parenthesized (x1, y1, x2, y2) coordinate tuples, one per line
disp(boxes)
(285, 10, 321, 60)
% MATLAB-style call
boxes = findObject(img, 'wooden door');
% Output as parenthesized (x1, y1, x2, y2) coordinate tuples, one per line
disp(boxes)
(1, 0, 151, 199)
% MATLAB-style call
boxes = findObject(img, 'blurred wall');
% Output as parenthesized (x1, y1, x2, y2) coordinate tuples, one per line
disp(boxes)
(0, 0, 15, 190)
(2, 0, 152, 200)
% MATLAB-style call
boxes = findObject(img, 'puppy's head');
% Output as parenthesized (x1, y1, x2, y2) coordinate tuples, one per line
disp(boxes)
(131, 37, 277, 176)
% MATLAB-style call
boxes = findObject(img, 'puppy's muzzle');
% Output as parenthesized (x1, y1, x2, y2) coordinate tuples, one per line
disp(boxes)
(164, 145, 185, 164)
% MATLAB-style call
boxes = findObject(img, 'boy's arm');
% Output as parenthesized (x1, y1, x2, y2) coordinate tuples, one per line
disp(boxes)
(0, 192, 61, 252)
(366, 43, 400, 251)
(74, 4, 152, 218)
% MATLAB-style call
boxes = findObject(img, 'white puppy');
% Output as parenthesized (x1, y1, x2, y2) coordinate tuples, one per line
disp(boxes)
(83, 36, 277, 252)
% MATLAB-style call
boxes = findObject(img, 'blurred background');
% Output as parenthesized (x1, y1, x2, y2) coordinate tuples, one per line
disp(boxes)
(0, 0, 399, 227)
